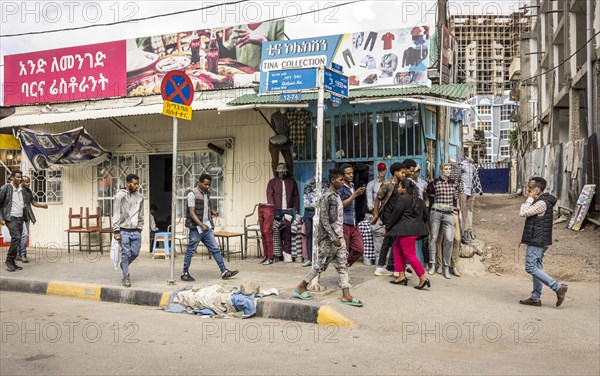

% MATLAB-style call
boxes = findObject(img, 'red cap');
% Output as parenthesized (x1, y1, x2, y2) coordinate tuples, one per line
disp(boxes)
(377, 163, 387, 171)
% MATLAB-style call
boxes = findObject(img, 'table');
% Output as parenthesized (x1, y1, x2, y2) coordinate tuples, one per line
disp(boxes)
(213, 231, 244, 262)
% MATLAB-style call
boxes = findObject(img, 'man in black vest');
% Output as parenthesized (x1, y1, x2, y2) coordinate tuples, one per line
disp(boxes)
(519, 177, 567, 307)
(181, 174, 239, 282)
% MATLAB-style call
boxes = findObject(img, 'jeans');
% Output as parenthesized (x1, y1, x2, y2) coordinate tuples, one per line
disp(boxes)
(121, 231, 141, 278)
(5, 218, 24, 262)
(303, 208, 315, 261)
(184, 226, 226, 274)
(460, 193, 474, 231)
(276, 209, 295, 255)
(343, 224, 364, 267)
(525, 245, 561, 300)
(20, 221, 29, 255)
(429, 210, 454, 267)
(377, 234, 395, 268)
(364, 31, 378, 51)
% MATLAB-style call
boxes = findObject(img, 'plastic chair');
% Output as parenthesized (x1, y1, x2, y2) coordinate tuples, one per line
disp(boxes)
(167, 222, 189, 253)
(152, 232, 172, 259)
(243, 204, 262, 257)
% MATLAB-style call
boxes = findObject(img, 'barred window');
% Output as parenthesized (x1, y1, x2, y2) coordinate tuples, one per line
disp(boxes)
(30, 168, 63, 204)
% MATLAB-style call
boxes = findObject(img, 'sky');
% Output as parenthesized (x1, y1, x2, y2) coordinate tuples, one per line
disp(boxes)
(0, 0, 525, 105)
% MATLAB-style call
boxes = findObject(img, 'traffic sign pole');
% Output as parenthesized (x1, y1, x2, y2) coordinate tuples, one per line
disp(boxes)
(308, 65, 325, 292)
(168, 117, 178, 285)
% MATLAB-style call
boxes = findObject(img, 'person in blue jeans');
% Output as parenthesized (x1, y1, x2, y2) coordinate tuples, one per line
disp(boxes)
(519, 177, 568, 308)
(181, 174, 238, 282)
(112, 174, 144, 288)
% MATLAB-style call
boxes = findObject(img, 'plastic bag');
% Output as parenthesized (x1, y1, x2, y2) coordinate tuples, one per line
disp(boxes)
(110, 238, 120, 271)
(1, 225, 11, 243)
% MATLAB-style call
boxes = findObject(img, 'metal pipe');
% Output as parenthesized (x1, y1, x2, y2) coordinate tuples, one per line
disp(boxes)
(217, 103, 309, 112)
(586, 0, 594, 137)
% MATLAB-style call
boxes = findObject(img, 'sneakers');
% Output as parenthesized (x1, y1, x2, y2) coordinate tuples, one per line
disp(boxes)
(15, 254, 22, 261)
(5, 260, 15, 272)
(283, 253, 293, 263)
(519, 298, 541, 307)
(21, 255, 29, 263)
(450, 267, 461, 277)
(122, 277, 131, 288)
(221, 270, 239, 280)
(556, 284, 568, 307)
(443, 266, 452, 279)
(262, 259, 274, 265)
(428, 263, 436, 275)
(180, 272, 196, 282)
(374, 267, 393, 276)
(302, 260, 312, 267)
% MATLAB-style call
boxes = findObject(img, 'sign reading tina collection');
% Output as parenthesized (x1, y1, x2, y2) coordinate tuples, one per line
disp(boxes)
(259, 26, 432, 94)
(161, 71, 194, 121)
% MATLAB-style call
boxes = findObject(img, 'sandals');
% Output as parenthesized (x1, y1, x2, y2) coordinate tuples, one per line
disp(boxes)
(340, 298, 363, 307)
(293, 289, 312, 300)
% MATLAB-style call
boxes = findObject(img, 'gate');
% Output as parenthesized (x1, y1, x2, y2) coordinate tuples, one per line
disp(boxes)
(478, 162, 510, 193)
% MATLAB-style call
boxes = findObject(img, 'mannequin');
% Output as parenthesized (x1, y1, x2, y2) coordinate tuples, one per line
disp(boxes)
(425, 163, 459, 279)
(269, 109, 293, 177)
(266, 163, 299, 263)
(459, 157, 482, 242)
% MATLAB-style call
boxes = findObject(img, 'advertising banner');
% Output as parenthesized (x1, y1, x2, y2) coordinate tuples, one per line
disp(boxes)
(4, 41, 126, 106)
(260, 26, 432, 94)
(441, 26, 458, 85)
(17, 127, 111, 171)
(3, 21, 285, 106)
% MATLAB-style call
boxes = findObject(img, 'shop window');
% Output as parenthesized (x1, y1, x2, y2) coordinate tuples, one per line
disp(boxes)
(334, 112, 373, 160)
(376, 110, 421, 158)
(31, 168, 62, 204)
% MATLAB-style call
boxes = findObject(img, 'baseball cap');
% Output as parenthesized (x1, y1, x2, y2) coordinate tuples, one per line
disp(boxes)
(377, 163, 387, 171)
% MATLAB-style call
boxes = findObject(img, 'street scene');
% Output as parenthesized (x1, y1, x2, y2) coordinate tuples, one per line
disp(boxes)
(1, 1, 599, 375)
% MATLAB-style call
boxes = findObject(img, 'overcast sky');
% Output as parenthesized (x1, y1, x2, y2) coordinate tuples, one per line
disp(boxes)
(0, 0, 525, 104)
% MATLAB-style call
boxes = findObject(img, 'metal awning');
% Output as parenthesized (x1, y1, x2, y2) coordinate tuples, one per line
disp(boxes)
(0, 88, 254, 128)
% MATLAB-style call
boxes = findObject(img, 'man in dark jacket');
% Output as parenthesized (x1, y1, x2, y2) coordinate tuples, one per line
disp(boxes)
(0, 170, 25, 272)
(519, 177, 568, 307)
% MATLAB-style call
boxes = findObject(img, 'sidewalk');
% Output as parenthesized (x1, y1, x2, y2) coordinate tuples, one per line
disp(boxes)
(0, 247, 362, 326)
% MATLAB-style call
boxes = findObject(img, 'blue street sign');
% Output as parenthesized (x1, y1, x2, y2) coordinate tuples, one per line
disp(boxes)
(330, 94, 343, 105)
(324, 68, 349, 98)
(330, 62, 344, 73)
(266, 68, 317, 93)
(280, 93, 302, 102)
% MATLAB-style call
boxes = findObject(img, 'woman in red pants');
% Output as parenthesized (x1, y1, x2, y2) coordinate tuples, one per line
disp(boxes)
(385, 179, 430, 289)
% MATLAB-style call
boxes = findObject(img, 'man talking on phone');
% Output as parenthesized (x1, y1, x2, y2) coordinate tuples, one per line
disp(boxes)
(518, 177, 568, 308)
(338, 164, 365, 267)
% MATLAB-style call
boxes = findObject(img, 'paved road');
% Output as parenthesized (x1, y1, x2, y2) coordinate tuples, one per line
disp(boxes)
(2, 271, 599, 375)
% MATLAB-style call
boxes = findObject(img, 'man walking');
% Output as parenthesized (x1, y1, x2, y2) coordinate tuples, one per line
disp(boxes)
(112, 174, 144, 287)
(18, 175, 49, 263)
(519, 177, 568, 307)
(181, 174, 238, 281)
(0, 170, 25, 272)
(293, 168, 363, 307)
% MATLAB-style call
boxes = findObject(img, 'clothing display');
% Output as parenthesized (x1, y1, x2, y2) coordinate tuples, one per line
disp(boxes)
(352, 31, 364, 50)
(342, 49, 355, 68)
(266, 177, 299, 211)
(363, 31, 378, 52)
(379, 53, 398, 78)
(402, 45, 428, 67)
(291, 214, 303, 259)
(358, 217, 375, 262)
(258, 204, 275, 260)
(286, 109, 311, 146)
(270, 110, 290, 138)
(359, 55, 377, 69)
(272, 217, 281, 258)
(381, 32, 395, 50)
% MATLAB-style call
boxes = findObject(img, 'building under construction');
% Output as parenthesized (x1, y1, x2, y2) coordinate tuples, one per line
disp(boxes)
(450, 12, 531, 96)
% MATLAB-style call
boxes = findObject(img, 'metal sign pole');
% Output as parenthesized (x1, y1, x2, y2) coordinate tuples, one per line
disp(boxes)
(308, 65, 325, 291)
(168, 117, 178, 284)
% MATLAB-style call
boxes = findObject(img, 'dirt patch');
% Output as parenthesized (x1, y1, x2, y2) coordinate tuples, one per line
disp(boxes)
(472, 194, 600, 282)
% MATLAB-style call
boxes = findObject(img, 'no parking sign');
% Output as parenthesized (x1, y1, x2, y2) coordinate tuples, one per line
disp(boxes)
(161, 71, 194, 120)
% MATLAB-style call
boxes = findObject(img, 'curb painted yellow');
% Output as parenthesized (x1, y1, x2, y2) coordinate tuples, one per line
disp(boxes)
(317, 305, 357, 327)
(47, 282, 101, 301)
(159, 292, 171, 308)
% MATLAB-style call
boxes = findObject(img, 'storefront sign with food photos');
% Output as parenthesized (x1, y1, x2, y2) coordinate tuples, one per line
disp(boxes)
(260, 26, 432, 94)
(3, 20, 285, 106)
(17, 127, 111, 171)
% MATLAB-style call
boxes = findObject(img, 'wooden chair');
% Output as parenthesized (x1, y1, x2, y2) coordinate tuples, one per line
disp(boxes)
(66, 207, 88, 253)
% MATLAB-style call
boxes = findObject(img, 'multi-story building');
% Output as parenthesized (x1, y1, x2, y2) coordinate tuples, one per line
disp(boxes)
(511, 0, 600, 209)
(463, 92, 518, 163)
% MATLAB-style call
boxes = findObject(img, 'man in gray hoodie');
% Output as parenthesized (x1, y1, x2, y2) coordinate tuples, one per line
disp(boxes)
(112, 174, 144, 287)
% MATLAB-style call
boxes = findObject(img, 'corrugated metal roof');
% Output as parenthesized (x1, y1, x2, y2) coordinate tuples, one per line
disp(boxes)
(0, 89, 254, 128)
(226, 83, 473, 105)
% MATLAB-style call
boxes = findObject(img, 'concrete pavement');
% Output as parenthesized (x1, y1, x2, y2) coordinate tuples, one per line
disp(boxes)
(0, 246, 362, 326)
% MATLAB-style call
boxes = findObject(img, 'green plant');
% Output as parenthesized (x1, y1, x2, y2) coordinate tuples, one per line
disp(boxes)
(508, 125, 531, 157)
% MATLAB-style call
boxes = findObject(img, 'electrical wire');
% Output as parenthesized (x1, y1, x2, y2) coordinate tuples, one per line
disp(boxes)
(1, 0, 365, 38)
